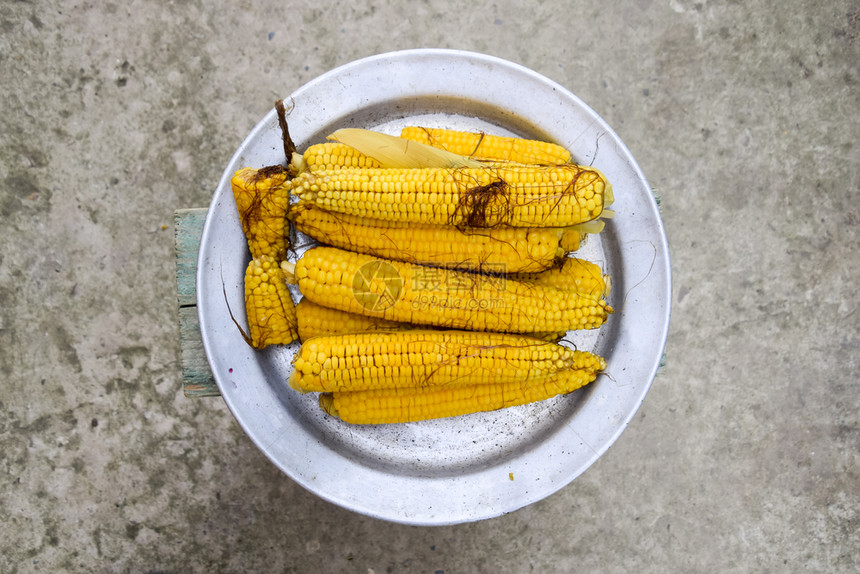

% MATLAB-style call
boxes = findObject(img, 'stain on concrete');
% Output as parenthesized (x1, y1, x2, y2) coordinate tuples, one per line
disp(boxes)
(0, 174, 52, 218)
(116, 345, 151, 371)
(0, 324, 17, 377)
(48, 324, 82, 373)
(126, 522, 141, 540)
(115, 60, 134, 88)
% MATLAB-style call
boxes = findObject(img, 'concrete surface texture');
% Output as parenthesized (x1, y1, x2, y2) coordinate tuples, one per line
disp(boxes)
(1, 0, 857, 572)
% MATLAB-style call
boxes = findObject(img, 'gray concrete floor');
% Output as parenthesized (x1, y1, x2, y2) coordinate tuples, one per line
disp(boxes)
(1, 0, 857, 572)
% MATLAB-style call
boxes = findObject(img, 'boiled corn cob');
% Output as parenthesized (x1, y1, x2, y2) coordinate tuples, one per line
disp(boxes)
(400, 126, 572, 165)
(296, 298, 565, 343)
(319, 370, 600, 424)
(243, 255, 299, 348)
(285, 247, 611, 334)
(290, 201, 565, 273)
(231, 165, 299, 347)
(230, 166, 292, 261)
(515, 257, 610, 301)
(290, 330, 604, 394)
(290, 142, 383, 175)
(290, 163, 607, 228)
(296, 298, 406, 341)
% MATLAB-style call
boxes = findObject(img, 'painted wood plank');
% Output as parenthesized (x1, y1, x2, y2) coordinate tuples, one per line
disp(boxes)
(178, 305, 220, 397)
(173, 208, 220, 397)
(174, 208, 208, 308)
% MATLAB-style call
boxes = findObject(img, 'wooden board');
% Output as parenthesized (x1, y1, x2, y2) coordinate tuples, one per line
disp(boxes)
(173, 208, 220, 397)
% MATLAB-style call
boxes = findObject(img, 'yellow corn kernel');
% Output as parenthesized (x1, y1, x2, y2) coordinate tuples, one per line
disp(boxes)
(291, 247, 611, 334)
(290, 330, 604, 394)
(560, 228, 582, 252)
(296, 298, 407, 342)
(400, 126, 572, 165)
(514, 257, 610, 301)
(290, 201, 564, 273)
(230, 166, 292, 261)
(290, 163, 607, 228)
(243, 255, 299, 348)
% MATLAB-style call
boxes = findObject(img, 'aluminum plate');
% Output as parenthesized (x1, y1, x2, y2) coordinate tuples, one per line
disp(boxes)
(197, 49, 671, 525)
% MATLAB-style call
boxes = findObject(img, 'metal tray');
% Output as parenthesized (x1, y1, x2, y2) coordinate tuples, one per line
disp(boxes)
(197, 49, 671, 525)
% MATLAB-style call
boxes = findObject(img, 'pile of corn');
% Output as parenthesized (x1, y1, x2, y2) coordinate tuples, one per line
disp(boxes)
(231, 125, 614, 424)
